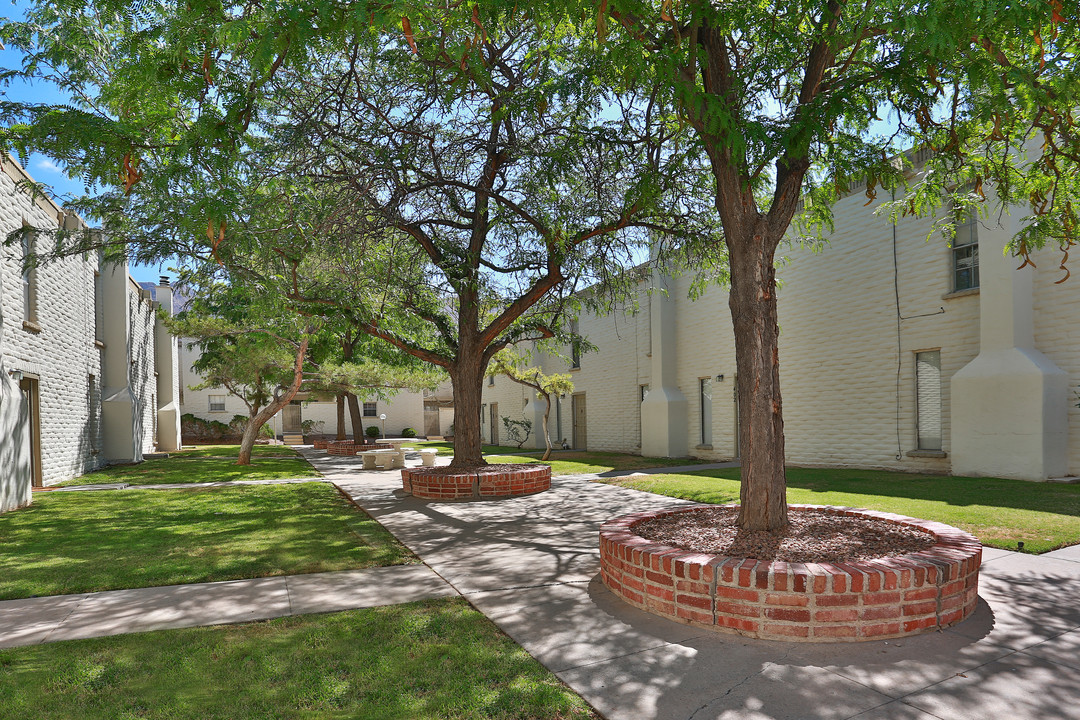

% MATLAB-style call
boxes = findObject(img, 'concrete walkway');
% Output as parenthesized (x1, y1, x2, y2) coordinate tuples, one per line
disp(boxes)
(0, 565, 456, 649)
(301, 448, 1080, 720)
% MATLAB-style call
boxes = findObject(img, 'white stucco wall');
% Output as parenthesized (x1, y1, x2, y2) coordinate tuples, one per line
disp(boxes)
(483, 185, 1080, 479)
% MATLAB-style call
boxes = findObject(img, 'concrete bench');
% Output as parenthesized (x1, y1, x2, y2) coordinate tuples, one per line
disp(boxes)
(419, 449, 439, 467)
(360, 449, 402, 470)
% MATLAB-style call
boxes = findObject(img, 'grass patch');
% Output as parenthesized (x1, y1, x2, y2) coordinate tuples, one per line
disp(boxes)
(486, 450, 705, 477)
(174, 444, 302, 459)
(66, 447, 318, 486)
(0, 597, 597, 720)
(410, 440, 530, 456)
(0, 483, 415, 600)
(601, 467, 1080, 554)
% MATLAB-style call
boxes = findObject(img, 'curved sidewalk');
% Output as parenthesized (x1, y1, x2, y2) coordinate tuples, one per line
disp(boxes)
(303, 448, 1080, 720)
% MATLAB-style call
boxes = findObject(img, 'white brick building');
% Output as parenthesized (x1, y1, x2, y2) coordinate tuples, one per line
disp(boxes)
(178, 338, 451, 441)
(0, 155, 181, 510)
(482, 185, 1079, 482)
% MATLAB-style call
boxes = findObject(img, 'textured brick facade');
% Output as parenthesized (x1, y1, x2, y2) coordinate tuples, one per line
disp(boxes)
(0, 155, 179, 495)
(600, 505, 981, 642)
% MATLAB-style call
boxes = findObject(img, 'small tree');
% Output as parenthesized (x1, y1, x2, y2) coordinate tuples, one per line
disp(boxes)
(490, 347, 574, 461)
(165, 280, 316, 466)
(501, 417, 533, 449)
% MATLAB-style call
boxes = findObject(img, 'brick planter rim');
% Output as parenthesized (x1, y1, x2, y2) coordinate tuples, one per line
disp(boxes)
(402, 464, 551, 501)
(599, 503, 982, 642)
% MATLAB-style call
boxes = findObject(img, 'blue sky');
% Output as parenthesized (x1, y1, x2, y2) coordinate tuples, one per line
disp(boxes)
(1, 0, 173, 284)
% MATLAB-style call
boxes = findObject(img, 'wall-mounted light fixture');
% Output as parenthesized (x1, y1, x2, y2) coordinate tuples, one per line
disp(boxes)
(9, 369, 23, 382)
(716, 374, 724, 382)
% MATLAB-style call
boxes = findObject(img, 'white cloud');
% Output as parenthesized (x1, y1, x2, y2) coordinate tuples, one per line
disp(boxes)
(34, 158, 61, 173)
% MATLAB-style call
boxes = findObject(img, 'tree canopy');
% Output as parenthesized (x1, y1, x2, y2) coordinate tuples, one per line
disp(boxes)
(2, 0, 1077, 522)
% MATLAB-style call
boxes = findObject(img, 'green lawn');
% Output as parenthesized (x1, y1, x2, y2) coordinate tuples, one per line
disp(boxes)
(174, 444, 304, 459)
(0, 483, 415, 600)
(410, 440, 531, 456)
(65, 445, 318, 486)
(486, 450, 704, 477)
(0, 598, 598, 720)
(602, 467, 1080, 554)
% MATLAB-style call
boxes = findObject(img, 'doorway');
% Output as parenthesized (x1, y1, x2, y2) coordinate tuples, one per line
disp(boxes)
(572, 393, 587, 450)
(490, 402, 499, 445)
(19, 377, 42, 487)
(282, 401, 302, 434)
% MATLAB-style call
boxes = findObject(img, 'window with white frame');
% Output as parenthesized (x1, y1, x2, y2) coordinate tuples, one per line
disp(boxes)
(570, 319, 581, 369)
(915, 350, 942, 451)
(363, 402, 377, 417)
(952, 211, 979, 291)
(208, 394, 226, 412)
(699, 378, 713, 445)
(21, 229, 37, 323)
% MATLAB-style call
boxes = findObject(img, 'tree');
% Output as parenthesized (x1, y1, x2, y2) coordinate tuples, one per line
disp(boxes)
(581, 0, 1080, 530)
(489, 347, 574, 461)
(165, 281, 316, 465)
(1, 2, 710, 470)
(249, 9, 709, 468)
(304, 326, 445, 442)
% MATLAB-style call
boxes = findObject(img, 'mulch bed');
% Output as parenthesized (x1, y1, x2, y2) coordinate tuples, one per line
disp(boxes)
(410, 464, 535, 475)
(632, 507, 936, 563)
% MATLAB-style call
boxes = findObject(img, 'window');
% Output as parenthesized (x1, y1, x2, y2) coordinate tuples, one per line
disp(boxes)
(915, 350, 942, 451)
(952, 211, 979, 291)
(555, 396, 562, 442)
(21, 229, 37, 323)
(488, 375, 495, 386)
(481, 404, 487, 424)
(88, 375, 99, 452)
(93, 270, 104, 341)
(570, 319, 581, 369)
(363, 402, 378, 417)
(700, 378, 713, 445)
(640, 384, 650, 402)
(208, 395, 226, 412)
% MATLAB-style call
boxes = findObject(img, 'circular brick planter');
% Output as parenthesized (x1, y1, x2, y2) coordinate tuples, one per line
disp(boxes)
(402, 464, 551, 500)
(599, 504, 981, 642)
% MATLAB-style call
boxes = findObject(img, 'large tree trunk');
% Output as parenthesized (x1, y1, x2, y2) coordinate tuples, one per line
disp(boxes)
(335, 394, 346, 440)
(727, 232, 788, 531)
(448, 356, 488, 468)
(237, 337, 310, 466)
(346, 392, 364, 442)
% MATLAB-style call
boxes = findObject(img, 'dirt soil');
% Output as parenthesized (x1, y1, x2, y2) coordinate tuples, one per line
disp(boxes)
(410, 464, 537, 475)
(632, 507, 936, 563)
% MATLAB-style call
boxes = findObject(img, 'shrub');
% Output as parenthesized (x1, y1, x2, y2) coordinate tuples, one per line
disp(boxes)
(501, 417, 533, 448)
(365, 425, 381, 438)
(400, 427, 417, 438)
(301, 419, 325, 436)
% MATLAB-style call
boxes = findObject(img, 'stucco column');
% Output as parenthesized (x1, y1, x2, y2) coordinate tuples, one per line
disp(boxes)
(640, 266, 688, 457)
(153, 279, 182, 451)
(100, 259, 140, 463)
(950, 201, 1068, 480)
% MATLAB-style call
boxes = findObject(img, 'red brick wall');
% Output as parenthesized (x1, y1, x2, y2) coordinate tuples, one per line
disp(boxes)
(402, 465, 551, 500)
(600, 504, 981, 642)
